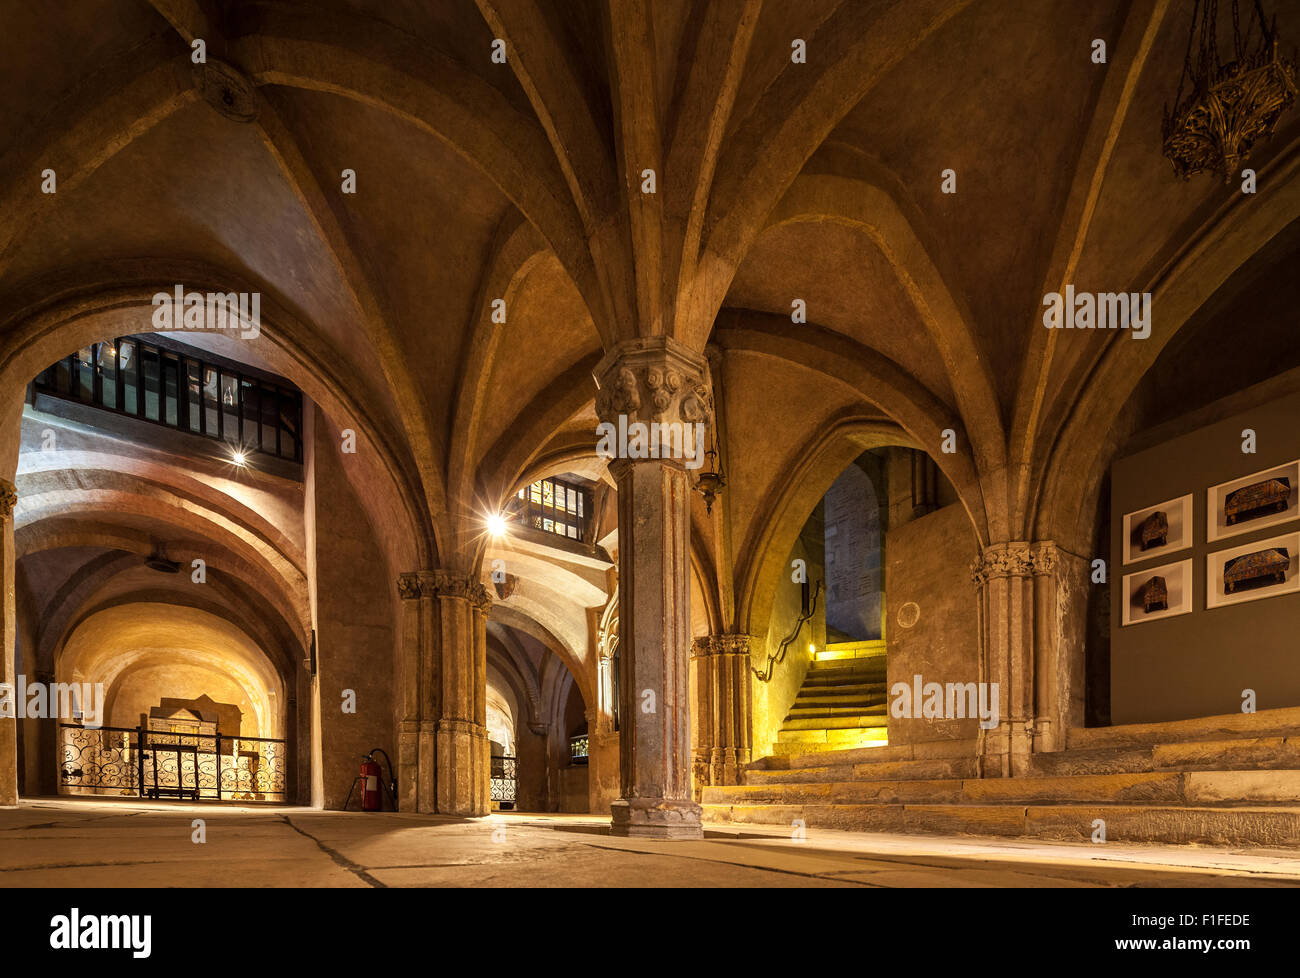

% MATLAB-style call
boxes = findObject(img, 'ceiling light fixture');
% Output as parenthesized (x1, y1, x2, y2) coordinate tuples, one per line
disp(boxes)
(1163, 0, 1297, 182)
(692, 425, 726, 515)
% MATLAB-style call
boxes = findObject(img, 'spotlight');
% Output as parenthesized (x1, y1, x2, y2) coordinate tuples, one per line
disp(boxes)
(231, 449, 248, 467)
(487, 513, 507, 537)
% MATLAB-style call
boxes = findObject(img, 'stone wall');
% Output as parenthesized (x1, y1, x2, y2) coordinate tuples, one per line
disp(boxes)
(309, 407, 396, 809)
(885, 502, 980, 746)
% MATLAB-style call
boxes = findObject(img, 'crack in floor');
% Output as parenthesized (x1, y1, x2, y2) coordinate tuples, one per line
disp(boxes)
(576, 840, 880, 886)
(280, 815, 386, 888)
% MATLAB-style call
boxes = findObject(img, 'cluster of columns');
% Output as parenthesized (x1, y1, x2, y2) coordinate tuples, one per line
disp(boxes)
(971, 541, 1088, 776)
(396, 569, 492, 815)
(690, 634, 753, 795)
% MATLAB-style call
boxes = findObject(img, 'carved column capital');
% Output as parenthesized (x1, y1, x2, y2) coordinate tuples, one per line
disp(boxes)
(397, 569, 492, 613)
(397, 572, 423, 600)
(970, 542, 1034, 586)
(1029, 541, 1060, 577)
(690, 634, 751, 658)
(0, 478, 15, 519)
(593, 337, 713, 429)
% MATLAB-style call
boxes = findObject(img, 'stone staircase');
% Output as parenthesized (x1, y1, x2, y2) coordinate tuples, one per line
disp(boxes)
(705, 710, 1300, 847)
(773, 641, 888, 755)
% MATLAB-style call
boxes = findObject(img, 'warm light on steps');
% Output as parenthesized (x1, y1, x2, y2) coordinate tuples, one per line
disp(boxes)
(813, 640, 887, 662)
(774, 642, 890, 753)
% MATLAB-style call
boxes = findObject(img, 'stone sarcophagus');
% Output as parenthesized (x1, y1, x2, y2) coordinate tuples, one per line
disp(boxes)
(1224, 548, 1290, 593)
(1138, 510, 1169, 550)
(1225, 477, 1291, 525)
(1140, 575, 1168, 613)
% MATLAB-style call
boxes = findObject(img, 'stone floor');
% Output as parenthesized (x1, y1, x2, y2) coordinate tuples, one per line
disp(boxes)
(3, 797, 1300, 887)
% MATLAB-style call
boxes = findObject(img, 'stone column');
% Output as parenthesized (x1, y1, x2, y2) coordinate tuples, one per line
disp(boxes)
(595, 338, 711, 838)
(396, 569, 491, 815)
(690, 635, 752, 796)
(432, 570, 492, 817)
(0, 479, 15, 806)
(396, 572, 430, 812)
(1029, 542, 1088, 753)
(970, 543, 1035, 777)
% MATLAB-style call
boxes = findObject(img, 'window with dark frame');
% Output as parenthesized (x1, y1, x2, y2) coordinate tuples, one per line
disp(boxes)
(511, 476, 591, 542)
(33, 336, 303, 464)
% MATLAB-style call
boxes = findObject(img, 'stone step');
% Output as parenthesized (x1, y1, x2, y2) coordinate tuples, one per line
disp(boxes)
(770, 738, 887, 755)
(781, 713, 887, 731)
(713, 771, 1300, 807)
(1067, 707, 1300, 751)
(1029, 746, 1157, 776)
(794, 683, 888, 700)
(702, 801, 1300, 847)
(790, 699, 885, 715)
(1031, 737, 1300, 776)
(815, 641, 887, 661)
(787, 703, 886, 719)
(755, 742, 954, 769)
(773, 727, 890, 749)
(1155, 737, 1300, 771)
(705, 780, 962, 806)
(745, 756, 977, 784)
(801, 672, 887, 690)
(808, 658, 886, 675)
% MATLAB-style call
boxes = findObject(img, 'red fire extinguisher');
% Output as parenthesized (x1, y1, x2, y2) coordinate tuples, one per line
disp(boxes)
(359, 756, 383, 811)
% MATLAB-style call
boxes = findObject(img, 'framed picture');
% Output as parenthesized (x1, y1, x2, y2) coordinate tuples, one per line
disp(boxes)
(1206, 531, 1300, 610)
(1206, 459, 1299, 544)
(1120, 558, 1193, 626)
(1121, 493, 1193, 565)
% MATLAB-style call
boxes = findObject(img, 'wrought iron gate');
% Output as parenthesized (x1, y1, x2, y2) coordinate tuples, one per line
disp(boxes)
(59, 723, 287, 802)
(490, 754, 516, 810)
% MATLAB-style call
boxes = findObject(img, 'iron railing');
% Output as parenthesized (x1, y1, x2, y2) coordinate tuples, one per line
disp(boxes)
(35, 336, 303, 463)
(59, 723, 287, 802)
(752, 580, 823, 683)
(490, 754, 517, 809)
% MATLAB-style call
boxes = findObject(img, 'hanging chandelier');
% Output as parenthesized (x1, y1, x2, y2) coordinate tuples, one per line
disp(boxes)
(1162, 0, 1298, 183)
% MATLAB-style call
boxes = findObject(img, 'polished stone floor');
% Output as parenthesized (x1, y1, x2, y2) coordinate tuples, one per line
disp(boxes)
(3, 798, 1300, 887)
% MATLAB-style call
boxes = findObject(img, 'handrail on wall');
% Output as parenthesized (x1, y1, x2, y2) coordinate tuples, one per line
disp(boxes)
(752, 580, 823, 683)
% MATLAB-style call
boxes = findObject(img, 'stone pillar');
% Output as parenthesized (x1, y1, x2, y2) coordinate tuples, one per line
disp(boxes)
(0, 479, 15, 806)
(516, 719, 549, 812)
(971, 541, 1087, 774)
(396, 569, 491, 815)
(690, 634, 753, 796)
(1029, 542, 1088, 753)
(595, 338, 711, 839)
(396, 573, 430, 812)
(970, 543, 1035, 777)
(433, 570, 492, 817)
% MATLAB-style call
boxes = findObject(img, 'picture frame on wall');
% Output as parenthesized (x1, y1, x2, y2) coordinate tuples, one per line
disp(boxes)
(1120, 558, 1193, 626)
(1121, 493, 1193, 565)
(1206, 531, 1300, 610)
(1206, 459, 1299, 544)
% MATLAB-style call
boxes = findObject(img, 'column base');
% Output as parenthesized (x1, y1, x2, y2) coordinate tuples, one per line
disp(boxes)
(397, 720, 420, 812)
(0, 716, 16, 807)
(436, 717, 490, 817)
(609, 797, 703, 839)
